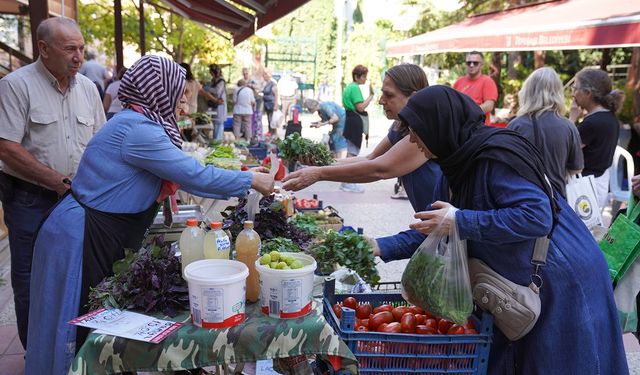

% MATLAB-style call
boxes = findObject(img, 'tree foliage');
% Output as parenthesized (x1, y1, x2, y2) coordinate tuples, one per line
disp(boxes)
(78, 0, 233, 79)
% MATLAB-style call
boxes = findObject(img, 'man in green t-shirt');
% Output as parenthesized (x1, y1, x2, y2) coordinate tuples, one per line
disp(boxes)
(341, 64, 374, 193)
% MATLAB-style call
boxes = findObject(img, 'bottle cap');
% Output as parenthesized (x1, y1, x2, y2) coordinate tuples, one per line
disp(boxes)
(186, 218, 198, 226)
(210, 221, 222, 229)
(243, 220, 254, 229)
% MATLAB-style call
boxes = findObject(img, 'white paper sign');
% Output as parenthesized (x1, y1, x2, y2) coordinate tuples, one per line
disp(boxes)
(69, 308, 183, 344)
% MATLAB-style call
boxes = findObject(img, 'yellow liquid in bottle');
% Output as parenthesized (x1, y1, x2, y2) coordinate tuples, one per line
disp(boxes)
(203, 222, 231, 260)
(235, 221, 261, 303)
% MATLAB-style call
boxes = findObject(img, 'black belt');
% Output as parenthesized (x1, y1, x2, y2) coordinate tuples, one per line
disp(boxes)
(1, 172, 59, 201)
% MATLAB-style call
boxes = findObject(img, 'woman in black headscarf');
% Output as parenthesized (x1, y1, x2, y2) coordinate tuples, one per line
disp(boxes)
(400, 85, 627, 374)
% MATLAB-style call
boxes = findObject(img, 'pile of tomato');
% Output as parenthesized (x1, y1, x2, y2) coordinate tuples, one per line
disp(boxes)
(332, 296, 477, 335)
(294, 198, 320, 209)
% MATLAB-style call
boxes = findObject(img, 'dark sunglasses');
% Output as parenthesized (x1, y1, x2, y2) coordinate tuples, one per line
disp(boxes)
(466, 61, 481, 67)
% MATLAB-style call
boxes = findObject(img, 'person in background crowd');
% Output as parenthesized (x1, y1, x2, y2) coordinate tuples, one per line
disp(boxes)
(25, 55, 274, 375)
(341, 64, 375, 193)
(317, 79, 333, 102)
(243, 67, 264, 141)
(285, 64, 443, 261)
(304, 99, 348, 159)
(233, 78, 256, 141)
(404, 84, 628, 374)
(179, 63, 218, 141)
(0, 17, 105, 351)
(278, 73, 298, 122)
(453, 51, 498, 125)
(262, 68, 279, 136)
(103, 67, 127, 120)
(508, 67, 583, 198)
(569, 69, 625, 208)
(80, 50, 109, 100)
(206, 64, 227, 141)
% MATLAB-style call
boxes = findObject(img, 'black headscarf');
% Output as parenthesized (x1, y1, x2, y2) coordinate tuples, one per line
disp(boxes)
(398, 85, 557, 218)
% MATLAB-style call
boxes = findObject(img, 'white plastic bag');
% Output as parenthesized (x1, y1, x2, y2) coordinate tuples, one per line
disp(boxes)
(565, 173, 603, 229)
(401, 207, 473, 324)
(270, 110, 284, 129)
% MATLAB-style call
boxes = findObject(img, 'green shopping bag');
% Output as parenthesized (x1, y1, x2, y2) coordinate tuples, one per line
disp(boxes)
(599, 196, 640, 283)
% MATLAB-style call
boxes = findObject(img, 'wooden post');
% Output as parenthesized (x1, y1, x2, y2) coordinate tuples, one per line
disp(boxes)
(28, 0, 48, 60)
(114, 0, 123, 72)
(139, 0, 145, 56)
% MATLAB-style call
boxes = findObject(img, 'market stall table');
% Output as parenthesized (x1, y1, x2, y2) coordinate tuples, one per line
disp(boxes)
(68, 300, 358, 374)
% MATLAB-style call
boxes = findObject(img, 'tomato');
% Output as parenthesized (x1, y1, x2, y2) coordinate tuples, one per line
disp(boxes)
(332, 303, 342, 319)
(391, 306, 410, 322)
(354, 318, 362, 328)
(342, 296, 357, 310)
(415, 325, 438, 335)
(369, 311, 394, 331)
(360, 318, 369, 329)
(373, 304, 393, 314)
(438, 319, 453, 334)
(424, 318, 438, 331)
(465, 328, 478, 334)
(400, 313, 417, 333)
(415, 314, 426, 325)
(381, 322, 401, 333)
(356, 303, 372, 319)
(356, 325, 369, 332)
(423, 310, 435, 319)
(465, 318, 476, 330)
(447, 324, 465, 335)
(409, 306, 425, 315)
(376, 323, 388, 332)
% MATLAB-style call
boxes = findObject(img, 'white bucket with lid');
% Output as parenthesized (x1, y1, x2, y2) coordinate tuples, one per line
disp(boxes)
(256, 252, 317, 319)
(184, 259, 248, 328)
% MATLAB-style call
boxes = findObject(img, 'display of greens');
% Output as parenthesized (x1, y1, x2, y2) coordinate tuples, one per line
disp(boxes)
(87, 236, 189, 317)
(277, 133, 333, 166)
(308, 230, 380, 286)
(262, 237, 302, 254)
(290, 213, 321, 236)
(221, 195, 311, 249)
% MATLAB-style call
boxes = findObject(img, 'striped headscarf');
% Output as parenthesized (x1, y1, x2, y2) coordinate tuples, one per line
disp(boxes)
(118, 55, 186, 148)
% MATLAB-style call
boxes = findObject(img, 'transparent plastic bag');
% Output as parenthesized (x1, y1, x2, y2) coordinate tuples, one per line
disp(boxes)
(400, 207, 473, 324)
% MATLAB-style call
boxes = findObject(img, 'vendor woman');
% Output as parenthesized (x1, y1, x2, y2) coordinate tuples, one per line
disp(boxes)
(26, 55, 274, 374)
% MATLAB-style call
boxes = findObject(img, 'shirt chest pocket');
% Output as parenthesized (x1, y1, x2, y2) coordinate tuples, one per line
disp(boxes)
(76, 115, 95, 147)
(28, 112, 58, 147)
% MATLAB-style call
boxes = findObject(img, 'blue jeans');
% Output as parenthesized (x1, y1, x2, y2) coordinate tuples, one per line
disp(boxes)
(213, 120, 224, 140)
(2, 185, 58, 349)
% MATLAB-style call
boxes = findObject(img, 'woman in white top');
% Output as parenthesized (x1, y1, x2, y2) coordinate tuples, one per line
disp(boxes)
(103, 67, 127, 120)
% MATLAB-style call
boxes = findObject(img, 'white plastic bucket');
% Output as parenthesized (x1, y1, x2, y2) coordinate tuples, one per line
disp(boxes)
(184, 259, 249, 328)
(255, 252, 317, 319)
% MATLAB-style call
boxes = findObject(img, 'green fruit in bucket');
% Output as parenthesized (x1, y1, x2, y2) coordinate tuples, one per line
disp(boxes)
(276, 261, 288, 269)
(290, 260, 304, 269)
(260, 254, 271, 265)
(269, 261, 278, 269)
(283, 255, 295, 266)
(269, 251, 281, 262)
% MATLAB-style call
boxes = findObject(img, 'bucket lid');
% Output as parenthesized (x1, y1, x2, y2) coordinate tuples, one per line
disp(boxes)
(184, 259, 249, 284)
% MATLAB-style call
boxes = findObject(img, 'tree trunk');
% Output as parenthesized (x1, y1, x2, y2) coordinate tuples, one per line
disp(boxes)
(534, 50, 545, 69)
(507, 51, 521, 79)
(627, 47, 640, 124)
(490, 52, 502, 97)
(600, 49, 612, 71)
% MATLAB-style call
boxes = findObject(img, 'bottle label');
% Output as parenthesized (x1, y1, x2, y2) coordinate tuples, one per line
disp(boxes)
(216, 235, 231, 251)
(281, 279, 302, 312)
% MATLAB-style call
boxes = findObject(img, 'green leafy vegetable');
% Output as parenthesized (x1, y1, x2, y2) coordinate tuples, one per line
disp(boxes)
(277, 133, 333, 166)
(262, 237, 301, 254)
(87, 236, 189, 317)
(401, 250, 472, 324)
(309, 230, 379, 286)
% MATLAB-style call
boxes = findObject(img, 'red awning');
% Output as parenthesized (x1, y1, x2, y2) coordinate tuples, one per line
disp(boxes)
(158, 0, 310, 45)
(386, 0, 640, 57)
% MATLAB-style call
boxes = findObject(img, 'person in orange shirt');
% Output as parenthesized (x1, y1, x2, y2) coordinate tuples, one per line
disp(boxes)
(453, 51, 498, 124)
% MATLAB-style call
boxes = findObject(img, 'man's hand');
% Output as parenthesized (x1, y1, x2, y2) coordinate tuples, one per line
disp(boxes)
(409, 201, 455, 235)
(281, 167, 322, 191)
(250, 170, 275, 196)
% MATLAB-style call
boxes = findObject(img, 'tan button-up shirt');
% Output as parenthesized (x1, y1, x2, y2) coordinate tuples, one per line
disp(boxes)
(0, 58, 106, 183)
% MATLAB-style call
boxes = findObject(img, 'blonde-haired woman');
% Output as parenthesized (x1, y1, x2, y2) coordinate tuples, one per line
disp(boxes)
(508, 67, 583, 198)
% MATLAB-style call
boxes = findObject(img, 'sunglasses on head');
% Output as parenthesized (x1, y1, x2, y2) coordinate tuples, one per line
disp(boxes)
(466, 61, 481, 67)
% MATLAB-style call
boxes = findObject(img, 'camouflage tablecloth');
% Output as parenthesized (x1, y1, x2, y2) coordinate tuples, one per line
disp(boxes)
(68, 299, 358, 374)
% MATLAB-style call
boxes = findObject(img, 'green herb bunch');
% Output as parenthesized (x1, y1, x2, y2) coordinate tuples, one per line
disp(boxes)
(309, 230, 380, 286)
(277, 133, 333, 166)
(87, 236, 189, 317)
(262, 238, 302, 254)
(290, 213, 321, 236)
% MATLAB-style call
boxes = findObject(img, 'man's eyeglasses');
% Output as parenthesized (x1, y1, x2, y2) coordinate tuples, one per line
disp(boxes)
(465, 61, 481, 67)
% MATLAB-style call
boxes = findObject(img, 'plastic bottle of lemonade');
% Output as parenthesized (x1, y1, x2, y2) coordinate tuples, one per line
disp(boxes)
(203, 221, 231, 260)
(235, 221, 261, 302)
(180, 218, 205, 276)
